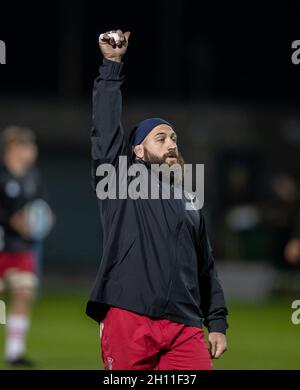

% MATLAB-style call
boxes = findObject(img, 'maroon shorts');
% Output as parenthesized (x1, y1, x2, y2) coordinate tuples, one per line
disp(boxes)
(0, 251, 36, 292)
(100, 306, 213, 370)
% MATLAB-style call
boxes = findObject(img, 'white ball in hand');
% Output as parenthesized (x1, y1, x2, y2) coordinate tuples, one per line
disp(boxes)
(99, 32, 122, 44)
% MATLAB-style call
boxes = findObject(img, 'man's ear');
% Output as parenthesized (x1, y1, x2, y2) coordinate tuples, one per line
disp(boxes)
(133, 144, 143, 159)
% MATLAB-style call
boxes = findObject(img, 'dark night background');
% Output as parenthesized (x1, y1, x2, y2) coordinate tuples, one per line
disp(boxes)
(1, 1, 300, 101)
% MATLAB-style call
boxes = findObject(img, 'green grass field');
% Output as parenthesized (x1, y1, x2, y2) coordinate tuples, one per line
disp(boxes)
(0, 292, 299, 370)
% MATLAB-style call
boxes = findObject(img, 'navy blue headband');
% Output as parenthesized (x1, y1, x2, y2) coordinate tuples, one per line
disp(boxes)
(131, 118, 173, 146)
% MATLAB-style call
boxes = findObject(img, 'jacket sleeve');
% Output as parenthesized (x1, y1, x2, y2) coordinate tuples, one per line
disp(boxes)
(91, 58, 129, 190)
(198, 212, 229, 334)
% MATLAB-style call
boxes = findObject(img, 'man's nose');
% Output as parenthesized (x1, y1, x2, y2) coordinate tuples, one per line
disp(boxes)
(166, 138, 177, 149)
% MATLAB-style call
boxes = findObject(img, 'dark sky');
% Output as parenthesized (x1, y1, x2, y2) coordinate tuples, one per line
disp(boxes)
(1, 0, 300, 101)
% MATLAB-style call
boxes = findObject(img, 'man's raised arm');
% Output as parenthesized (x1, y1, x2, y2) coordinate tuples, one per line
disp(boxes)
(91, 29, 131, 189)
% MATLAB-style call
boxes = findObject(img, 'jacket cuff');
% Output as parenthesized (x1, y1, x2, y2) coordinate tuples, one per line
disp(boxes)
(206, 318, 228, 334)
(99, 58, 124, 81)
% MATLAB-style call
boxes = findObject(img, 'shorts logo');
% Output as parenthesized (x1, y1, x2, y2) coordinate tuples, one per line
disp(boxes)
(107, 357, 114, 370)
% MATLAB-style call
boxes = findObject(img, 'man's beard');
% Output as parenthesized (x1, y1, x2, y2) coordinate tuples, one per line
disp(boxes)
(143, 148, 186, 186)
(143, 149, 185, 169)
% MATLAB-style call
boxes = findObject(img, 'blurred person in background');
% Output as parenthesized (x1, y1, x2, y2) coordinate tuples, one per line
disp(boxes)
(0, 126, 54, 366)
(86, 30, 228, 370)
(284, 211, 300, 265)
(264, 173, 300, 268)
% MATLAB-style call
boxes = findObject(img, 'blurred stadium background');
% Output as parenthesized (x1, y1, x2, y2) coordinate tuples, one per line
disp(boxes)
(1, 0, 300, 370)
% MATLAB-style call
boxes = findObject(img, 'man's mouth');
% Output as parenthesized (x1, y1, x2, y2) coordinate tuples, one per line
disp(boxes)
(165, 153, 178, 159)
(165, 156, 178, 165)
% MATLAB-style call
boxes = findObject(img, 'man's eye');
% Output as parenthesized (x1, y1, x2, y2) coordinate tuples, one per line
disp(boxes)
(157, 138, 164, 142)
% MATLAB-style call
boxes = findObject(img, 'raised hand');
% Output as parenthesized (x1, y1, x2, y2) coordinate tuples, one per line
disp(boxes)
(99, 29, 131, 63)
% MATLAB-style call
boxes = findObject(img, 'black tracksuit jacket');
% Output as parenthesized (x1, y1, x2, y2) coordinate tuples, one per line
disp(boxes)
(86, 59, 228, 334)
